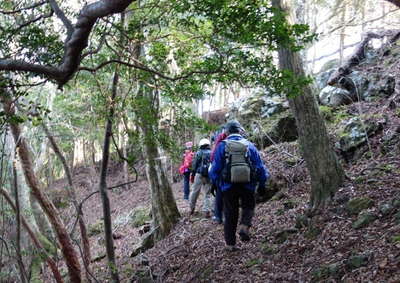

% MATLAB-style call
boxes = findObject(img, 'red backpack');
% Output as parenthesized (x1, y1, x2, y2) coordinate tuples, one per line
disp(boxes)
(179, 150, 194, 174)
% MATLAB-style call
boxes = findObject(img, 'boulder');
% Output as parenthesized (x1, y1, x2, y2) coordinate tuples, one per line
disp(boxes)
(312, 262, 343, 281)
(315, 68, 336, 90)
(129, 207, 151, 228)
(362, 76, 396, 101)
(332, 71, 369, 97)
(379, 203, 395, 216)
(249, 111, 298, 148)
(344, 253, 371, 270)
(274, 228, 298, 244)
(295, 214, 310, 229)
(352, 211, 377, 229)
(234, 93, 289, 124)
(394, 211, 400, 225)
(319, 86, 354, 106)
(346, 197, 374, 215)
(336, 117, 384, 153)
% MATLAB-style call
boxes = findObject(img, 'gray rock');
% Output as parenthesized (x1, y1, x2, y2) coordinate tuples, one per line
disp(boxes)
(336, 117, 384, 152)
(344, 253, 371, 270)
(362, 75, 395, 101)
(394, 211, 400, 225)
(249, 111, 297, 148)
(392, 198, 400, 209)
(379, 203, 394, 216)
(341, 71, 370, 98)
(295, 214, 309, 229)
(274, 228, 298, 244)
(352, 211, 377, 229)
(319, 86, 354, 106)
(346, 197, 374, 215)
(315, 68, 336, 90)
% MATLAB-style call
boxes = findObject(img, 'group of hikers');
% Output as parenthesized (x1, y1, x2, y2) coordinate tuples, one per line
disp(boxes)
(179, 120, 270, 251)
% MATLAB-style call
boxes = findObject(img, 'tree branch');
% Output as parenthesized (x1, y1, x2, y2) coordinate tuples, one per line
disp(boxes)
(0, 1, 47, 15)
(385, 0, 400, 8)
(79, 58, 224, 81)
(48, 0, 74, 40)
(0, 0, 136, 87)
(14, 10, 54, 33)
(328, 30, 400, 86)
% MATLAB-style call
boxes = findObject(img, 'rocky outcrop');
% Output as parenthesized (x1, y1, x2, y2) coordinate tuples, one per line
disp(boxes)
(336, 116, 385, 153)
(227, 92, 297, 148)
(319, 85, 354, 106)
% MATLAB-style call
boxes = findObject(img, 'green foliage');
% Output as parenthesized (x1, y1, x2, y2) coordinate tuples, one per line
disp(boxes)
(88, 220, 104, 237)
(245, 258, 263, 268)
(319, 105, 334, 122)
(391, 235, 400, 243)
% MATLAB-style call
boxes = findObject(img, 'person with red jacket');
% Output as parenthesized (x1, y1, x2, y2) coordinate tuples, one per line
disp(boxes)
(179, 141, 194, 200)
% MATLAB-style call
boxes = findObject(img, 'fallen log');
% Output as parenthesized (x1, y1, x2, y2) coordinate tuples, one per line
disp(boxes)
(327, 30, 400, 87)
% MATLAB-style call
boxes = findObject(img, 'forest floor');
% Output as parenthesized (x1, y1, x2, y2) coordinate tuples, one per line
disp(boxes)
(52, 98, 400, 282)
(51, 97, 400, 282)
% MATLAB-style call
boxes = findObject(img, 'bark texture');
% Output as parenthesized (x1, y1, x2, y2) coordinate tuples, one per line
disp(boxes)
(1, 94, 81, 282)
(0, 0, 135, 86)
(98, 71, 120, 282)
(273, 0, 345, 211)
(137, 90, 180, 240)
(42, 123, 92, 276)
(0, 188, 64, 283)
(385, 0, 400, 8)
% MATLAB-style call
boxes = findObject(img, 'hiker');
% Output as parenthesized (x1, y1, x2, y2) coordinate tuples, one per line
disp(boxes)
(210, 126, 228, 224)
(189, 138, 212, 218)
(179, 141, 194, 200)
(209, 120, 269, 251)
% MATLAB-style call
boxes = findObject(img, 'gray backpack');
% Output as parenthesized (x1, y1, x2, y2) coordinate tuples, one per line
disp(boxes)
(223, 139, 253, 183)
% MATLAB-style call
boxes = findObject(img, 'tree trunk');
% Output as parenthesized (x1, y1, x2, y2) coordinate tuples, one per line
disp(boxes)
(12, 161, 28, 283)
(1, 93, 82, 282)
(136, 87, 180, 240)
(42, 123, 92, 278)
(0, 188, 64, 283)
(339, 5, 347, 65)
(272, 0, 345, 212)
(385, 0, 400, 9)
(98, 70, 120, 282)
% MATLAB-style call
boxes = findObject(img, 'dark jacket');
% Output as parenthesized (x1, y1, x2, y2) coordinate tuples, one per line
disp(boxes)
(191, 146, 211, 176)
(209, 134, 269, 192)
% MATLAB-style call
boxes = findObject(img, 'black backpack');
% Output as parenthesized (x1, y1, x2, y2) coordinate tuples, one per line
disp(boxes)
(199, 150, 211, 177)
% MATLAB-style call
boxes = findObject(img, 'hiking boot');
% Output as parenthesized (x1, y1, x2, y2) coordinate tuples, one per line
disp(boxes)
(190, 206, 195, 215)
(224, 245, 239, 252)
(203, 211, 211, 218)
(239, 225, 250, 242)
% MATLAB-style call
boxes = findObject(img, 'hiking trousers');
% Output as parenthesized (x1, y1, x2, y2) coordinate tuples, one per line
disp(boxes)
(183, 171, 191, 200)
(189, 173, 212, 212)
(222, 185, 255, 246)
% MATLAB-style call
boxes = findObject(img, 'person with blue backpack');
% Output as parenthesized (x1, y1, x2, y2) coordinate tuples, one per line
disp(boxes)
(209, 120, 269, 251)
(189, 138, 213, 218)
